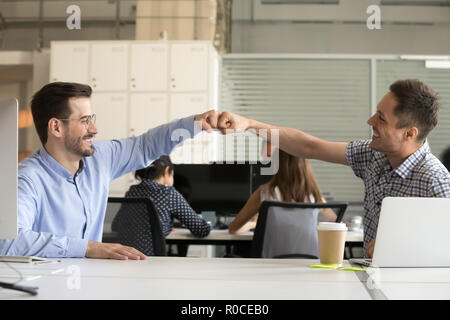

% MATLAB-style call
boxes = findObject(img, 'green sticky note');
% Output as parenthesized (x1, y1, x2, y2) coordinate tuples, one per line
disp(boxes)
(309, 264, 366, 272)
(337, 267, 366, 272)
(309, 264, 339, 269)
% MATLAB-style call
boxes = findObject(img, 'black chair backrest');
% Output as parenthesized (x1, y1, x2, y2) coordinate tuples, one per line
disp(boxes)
(251, 201, 348, 258)
(108, 197, 166, 256)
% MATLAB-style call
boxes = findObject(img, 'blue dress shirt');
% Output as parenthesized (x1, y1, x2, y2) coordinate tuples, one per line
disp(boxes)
(0, 116, 197, 258)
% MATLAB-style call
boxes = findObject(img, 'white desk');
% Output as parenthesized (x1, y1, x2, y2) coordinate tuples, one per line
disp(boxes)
(362, 267, 450, 300)
(2, 257, 450, 300)
(0, 257, 371, 300)
(166, 228, 363, 243)
(166, 228, 253, 245)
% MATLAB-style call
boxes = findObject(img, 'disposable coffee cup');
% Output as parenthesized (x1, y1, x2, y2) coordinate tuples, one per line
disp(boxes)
(317, 222, 348, 266)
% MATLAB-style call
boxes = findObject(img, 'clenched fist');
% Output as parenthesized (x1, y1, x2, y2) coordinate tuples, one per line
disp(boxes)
(195, 110, 251, 134)
(217, 111, 250, 134)
(195, 110, 220, 131)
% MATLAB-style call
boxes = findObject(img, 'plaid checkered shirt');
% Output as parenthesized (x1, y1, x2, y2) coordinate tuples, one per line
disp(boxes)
(346, 139, 450, 256)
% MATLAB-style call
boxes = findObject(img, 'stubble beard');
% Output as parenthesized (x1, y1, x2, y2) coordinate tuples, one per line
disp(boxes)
(64, 134, 95, 157)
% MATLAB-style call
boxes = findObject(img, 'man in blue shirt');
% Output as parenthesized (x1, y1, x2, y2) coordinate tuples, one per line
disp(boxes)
(0, 82, 219, 259)
(217, 79, 450, 258)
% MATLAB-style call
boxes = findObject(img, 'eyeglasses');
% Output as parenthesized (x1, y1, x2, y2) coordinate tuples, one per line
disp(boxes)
(58, 114, 96, 129)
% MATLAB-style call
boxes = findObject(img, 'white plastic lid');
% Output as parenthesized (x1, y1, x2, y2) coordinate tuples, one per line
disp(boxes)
(317, 222, 348, 231)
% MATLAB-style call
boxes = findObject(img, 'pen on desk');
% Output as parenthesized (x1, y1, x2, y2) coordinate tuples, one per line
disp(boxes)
(51, 268, 65, 274)
(35, 259, 61, 265)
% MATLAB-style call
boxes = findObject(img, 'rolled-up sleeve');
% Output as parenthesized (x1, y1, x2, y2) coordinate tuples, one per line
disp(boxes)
(346, 140, 373, 180)
(0, 229, 88, 258)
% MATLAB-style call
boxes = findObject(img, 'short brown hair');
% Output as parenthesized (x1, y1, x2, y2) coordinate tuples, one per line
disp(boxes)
(390, 79, 440, 141)
(31, 82, 92, 145)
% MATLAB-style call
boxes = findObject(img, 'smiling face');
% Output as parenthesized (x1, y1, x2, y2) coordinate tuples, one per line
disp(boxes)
(366, 92, 408, 154)
(62, 97, 98, 157)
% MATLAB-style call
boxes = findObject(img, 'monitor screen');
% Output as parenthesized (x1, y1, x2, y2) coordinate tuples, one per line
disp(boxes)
(173, 163, 273, 215)
(0, 98, 18, 239)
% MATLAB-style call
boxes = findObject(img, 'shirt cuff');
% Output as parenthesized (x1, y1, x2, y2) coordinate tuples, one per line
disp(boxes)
(177, 115, 201, 139)
(66, 237, 89, 258)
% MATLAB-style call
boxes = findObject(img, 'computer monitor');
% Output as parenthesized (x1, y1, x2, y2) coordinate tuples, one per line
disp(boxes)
(173, 163, 273, 215)
(0, 98, 18, 239)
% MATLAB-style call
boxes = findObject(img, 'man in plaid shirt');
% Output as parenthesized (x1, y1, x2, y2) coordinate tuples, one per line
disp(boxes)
(217, 79, 450, 258)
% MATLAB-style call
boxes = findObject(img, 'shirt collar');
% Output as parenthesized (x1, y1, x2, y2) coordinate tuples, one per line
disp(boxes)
(39, 147, 85, 180)
(394, 140, 430, 179)
(371, 149, 392, 175)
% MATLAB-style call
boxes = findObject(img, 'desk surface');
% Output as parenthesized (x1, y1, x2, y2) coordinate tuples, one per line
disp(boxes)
(0, 257, 370, 300)
(167, 228, 253, 241)
(1, 257, 450, 300)
(364, 267, 450, 300)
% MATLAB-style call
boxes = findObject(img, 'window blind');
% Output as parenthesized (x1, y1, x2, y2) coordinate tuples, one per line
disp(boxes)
(218, 57, 370, 201)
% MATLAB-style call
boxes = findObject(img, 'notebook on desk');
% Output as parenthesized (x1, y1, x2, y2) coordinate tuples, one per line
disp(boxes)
(0, 255, 48, 263)
(350, 197, 450, 268)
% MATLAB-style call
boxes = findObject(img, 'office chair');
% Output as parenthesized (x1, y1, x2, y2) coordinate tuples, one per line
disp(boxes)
(250, 201, 348, 259)
(109, 197, 166, 256)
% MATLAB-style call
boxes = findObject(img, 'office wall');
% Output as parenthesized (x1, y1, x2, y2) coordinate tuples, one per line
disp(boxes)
(0, 25, 136, 51)
(0, 0, 137, 51)
(231, 0, 450, 54)
(0, 0, 449, 54)
(231, 22, 450, 54)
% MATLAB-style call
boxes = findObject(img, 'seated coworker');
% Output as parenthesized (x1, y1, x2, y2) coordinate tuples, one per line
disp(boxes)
(112, 156, 211, 256)
(229, 149, 337, 234)
(0, 82, 218, 259)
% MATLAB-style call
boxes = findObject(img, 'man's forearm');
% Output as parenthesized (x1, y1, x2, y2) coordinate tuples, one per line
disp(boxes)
(0, 229, 88, 258)
(217, 111, 348, 164)
(246, 118, 317, 159)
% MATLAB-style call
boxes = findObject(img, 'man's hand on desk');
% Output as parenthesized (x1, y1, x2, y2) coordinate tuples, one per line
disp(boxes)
(85, 241, 147, 260)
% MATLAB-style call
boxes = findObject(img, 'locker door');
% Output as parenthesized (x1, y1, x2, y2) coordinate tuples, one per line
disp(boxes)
(50, 43, 89, 83)
(91, 43, 128, 91)
(90, 93, 128, 141)
(129, 93, 168, 136)
(129, 43, 168, 92)
(170, 43, 208, 92)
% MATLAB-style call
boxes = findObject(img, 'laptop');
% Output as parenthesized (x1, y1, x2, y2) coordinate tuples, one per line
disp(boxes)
(350, 197, 450, 268)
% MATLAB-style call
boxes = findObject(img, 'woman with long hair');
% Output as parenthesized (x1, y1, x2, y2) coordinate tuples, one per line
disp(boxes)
(228, 149, 336, 234)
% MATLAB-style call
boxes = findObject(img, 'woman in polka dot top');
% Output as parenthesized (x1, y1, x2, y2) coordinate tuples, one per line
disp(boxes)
(112, 156, 211, 256)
